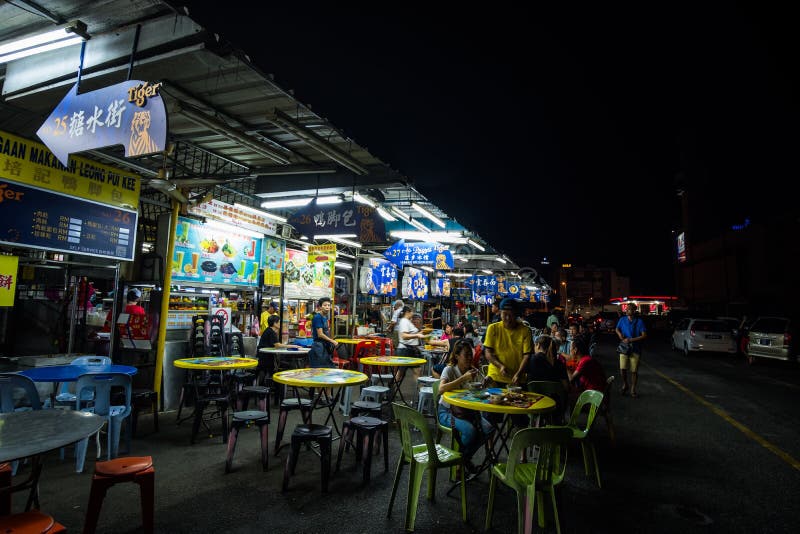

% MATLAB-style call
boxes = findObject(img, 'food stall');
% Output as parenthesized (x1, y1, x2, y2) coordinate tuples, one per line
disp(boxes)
(282, 247, 336, 343)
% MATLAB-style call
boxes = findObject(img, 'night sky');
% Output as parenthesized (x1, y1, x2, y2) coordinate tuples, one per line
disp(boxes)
(183, 2, 797, 294)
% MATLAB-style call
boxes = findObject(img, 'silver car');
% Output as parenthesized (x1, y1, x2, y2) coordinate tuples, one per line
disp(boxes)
(671, 318, 737, 356)
(746, 316, 796, 363)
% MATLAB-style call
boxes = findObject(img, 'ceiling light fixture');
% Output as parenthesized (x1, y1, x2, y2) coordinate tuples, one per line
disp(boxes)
(408, 218, 431, 233)
(353, 192, 375, 207)
(261, 198, 311, 209)
(0, 20, 90, 64)
(315, 195, 343, 205)
(419, 266, 434, 272)
(334, 262, 353, 270)
(389, 231, 467, 244)
(314, 235, 362, 248)
(376, 207, 396, 221)
(390, 207, 412, 223)
(234, 202, 287, 223)
(411, 202, 446, 228)
(467, 238, 486, 252)
(203, 218, 263, 238)
(481, 269, 493, 274)
(495, 257, 507, 264)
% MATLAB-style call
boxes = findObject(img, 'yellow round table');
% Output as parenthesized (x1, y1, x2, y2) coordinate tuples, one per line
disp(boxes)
(334, 338, 365, 345)
(359, 356, 426, 405)
(173, 357, 258, 370)
(442, 388, 555, 473)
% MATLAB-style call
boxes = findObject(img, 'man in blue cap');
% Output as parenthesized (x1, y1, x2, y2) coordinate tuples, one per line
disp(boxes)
(483, 298, 532, 386)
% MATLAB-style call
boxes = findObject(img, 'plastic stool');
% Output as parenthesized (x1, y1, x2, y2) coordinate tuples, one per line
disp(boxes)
(370, 372, 393, 386)
(350, 400, 382, 418)
(274, 398, 312, 455)
(339, 385, 355, 417)
(225, 411, 270, 473)
(83, 456, 154, 534)
(282, 424, 333, 492)
(336, 416, 389, 483)
(0, 511, 66, 533)
(416, 375, 438, 404)
(130, 389, 159, 437)
(417, 386, 434, 415)
(359, 385, 390, 403)
(236, 385, 271, 412)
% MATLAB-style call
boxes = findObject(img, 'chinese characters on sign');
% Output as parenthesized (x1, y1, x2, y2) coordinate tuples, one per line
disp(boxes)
(0, 255, 19, 307)
(360, 258, 398, 296)
(289, 201, 387, 243)
(36, 80, 167, 167)
(308, 243, 337, 263)
(284, 249, 334, 300)
(383, 239, 453, 270)
(402, 267, 429, 301)
(189, 198, 277, 237)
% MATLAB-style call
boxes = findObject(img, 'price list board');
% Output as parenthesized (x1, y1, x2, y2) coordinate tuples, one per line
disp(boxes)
(0, 179, 137, 260)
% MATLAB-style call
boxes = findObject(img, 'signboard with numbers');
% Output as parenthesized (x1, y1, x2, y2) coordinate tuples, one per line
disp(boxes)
(384, 239, 453, 270)
(0, 129, 140, 210)
(288, 200, 386, 243)
(0, 179, 137, 260)
(36, 80, 167, 167)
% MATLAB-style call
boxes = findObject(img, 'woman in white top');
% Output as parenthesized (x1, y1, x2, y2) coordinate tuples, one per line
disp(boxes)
(438, 340, 493, 466)
(397, 306, 425, 357)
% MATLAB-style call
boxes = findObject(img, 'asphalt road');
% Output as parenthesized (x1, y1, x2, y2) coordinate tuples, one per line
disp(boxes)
(10, 333, 800, 533)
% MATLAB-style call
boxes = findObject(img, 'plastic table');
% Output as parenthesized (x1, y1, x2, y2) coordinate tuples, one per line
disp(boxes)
(173, 357, 258, 370)
(18, 364, 138, 408)
(257, 348, 310, 371)
(358, 356, 426, 405)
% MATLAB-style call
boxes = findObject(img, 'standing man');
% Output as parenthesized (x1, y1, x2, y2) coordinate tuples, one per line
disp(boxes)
(489, 300, 501, 324)
(309, 297, 338, 368)
(259, 301, 279, 335)
(388, 299, 405, 350)
(431, 303, 443, 330)
(483, 298, 533, 386)
(615, 303, 647, 398)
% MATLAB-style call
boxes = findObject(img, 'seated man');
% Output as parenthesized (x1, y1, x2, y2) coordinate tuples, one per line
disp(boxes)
(567, 336, 606, 396)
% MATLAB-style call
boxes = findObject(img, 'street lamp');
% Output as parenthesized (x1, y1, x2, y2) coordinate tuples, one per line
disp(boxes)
(561, 281, 568, 315)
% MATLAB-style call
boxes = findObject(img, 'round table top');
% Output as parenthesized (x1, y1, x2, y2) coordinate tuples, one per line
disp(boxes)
(359, 356, 427, 367)
(18, 364, 138, 382)
(0, 410, 105, 463)
(272, 368, 368, 387)
(334, 338, 376, 345)
(442, 388, 556, 415)
(173, 357, 258, 370)
(258, 347, 311, 355)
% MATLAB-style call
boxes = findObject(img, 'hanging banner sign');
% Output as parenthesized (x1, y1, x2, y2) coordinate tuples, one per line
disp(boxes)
(308, 243, 337, 263)
(171, 216, 262, 286)
(0, 255, 19, 307)
(0, 129, 140, 210)
(0, 179, 137, 260)
(430, 277, 452, 298)
(402, 267, 429, 301)
(262, 237, 286, 272)
(189, 199, 277, 236)
(383, 239, 453, 270)
(288, 200, 386, 243)
(360, 258, 398, 296)
(37, 80, 168, 167)
(284, 249, 334, 300)
(466, 275, 498, 296)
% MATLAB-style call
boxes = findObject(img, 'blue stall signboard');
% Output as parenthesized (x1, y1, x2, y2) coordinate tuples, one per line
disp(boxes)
(402, 267, 429, 301)
(466, 275, 498, 296)
(384, 239, 453, 269)
(431, 277, 451, 297)
(0, 179, 137, 260)
(172, 216, 263, 287)
(362, 258, 398, 296)
(289, 200, 386, 243)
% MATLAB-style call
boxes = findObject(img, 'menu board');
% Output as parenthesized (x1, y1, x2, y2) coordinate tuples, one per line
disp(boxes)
(171, 216, 262, 286)
(284, 249, 334, 299)
(263, 237, 286, 272)
(431, 277, 451, 297)
(402, 267, 429, 301)
(0, 179, 137, 260)
(360, 258, 397, 296)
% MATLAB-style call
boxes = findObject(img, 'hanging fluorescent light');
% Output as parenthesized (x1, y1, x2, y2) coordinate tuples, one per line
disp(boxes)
(316, 195, 343, 205)
(456, 256, 469, 263)
(467, 238, 486, 252)
(335, 275, 347, 280)
(376, 207, 396, 221)
(411, 202, 446, 228)
(300, 235, 309, 240)
(334, 262, 353, 270)
(234, 203, 287, 223)
(314, 235, 362, 248)
(419, 266, 434, 272)
(390, 207, 412, 223)
(0, 20, 90, 64)
(408, 218, 431, 233)
(203, 218, 263, 238)
(314, 234, 357, 239)
(353, 192, 375, 207)
(495, 257, 507, 264)
(449, 272, 472, 278)
(481, 269, 493, 274)
(261, 198, 311, 209)
(389, 231, 467, 244)
(337, 251, 356, 259)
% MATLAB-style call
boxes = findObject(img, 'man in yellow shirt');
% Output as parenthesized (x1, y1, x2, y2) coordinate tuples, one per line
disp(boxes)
(483, 298, 532, 386)
(259, 301, 279, 334)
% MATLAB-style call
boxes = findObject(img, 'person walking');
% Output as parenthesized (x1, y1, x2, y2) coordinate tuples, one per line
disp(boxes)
(615, 303, 647, 398)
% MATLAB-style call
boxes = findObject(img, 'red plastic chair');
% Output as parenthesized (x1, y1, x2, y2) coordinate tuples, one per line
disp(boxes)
(0, 511, 66, 533)
(351, 340, 378, 376)
(372, 337, 394, 356)
(83, 456, 155, 534)
(331, 347, 350, 370)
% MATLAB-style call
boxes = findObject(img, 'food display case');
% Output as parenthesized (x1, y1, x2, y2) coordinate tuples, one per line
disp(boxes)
(166, 291, 210, 330)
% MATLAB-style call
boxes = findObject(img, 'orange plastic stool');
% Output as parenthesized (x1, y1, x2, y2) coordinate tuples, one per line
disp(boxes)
(83, 456, 154, 534)
(0, 510, 66, 533)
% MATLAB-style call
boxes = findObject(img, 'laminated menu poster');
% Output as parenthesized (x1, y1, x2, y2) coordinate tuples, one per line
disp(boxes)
(171, 216, 262, 287)
(402, 267, 428, 301)
(360, 258, 397, 296)
(283, 248, 334, 300)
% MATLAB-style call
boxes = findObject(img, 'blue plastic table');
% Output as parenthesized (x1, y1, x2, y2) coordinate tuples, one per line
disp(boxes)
(18, 364, 138, 382)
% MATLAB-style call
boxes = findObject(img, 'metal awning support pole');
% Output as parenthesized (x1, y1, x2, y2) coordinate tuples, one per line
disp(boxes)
(126, 24, 141, 81)
(154, 200, 179, 404)
(108, 263, 120, 354)
(351, 250, 359, 335)
(66, 267, 76, 355)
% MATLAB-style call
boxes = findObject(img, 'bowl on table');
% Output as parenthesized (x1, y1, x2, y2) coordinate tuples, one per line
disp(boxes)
(507, 386, 522, 393)
(467, 381, 483, 391)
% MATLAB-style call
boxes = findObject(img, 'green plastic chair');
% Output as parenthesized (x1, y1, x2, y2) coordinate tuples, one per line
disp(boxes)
(387, 402, 466, 532)
(431, 379, 460, 481)
(566, 389, 605, 487)
(485, 426, 572, 534)
(526, 380, 567, 426)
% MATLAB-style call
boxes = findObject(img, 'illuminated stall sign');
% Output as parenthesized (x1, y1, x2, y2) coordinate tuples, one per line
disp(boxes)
(466, 275, 498, 296)
(360, 258, 398, 296)
(284, 249, 334, 300)
(402, 267, 429, 301)
(308, 243, 337, 263)
(384, 239, 453, 270)
(0, 255, 19, 307)
(37, 81, 167, 167)
(289, 201, 386, 243)
(190, 198, 277, 237)
(171, 216, 262, 287)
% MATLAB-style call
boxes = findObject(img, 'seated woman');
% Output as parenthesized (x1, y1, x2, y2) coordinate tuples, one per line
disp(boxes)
(431, 327, 467, 378)
(567, 336, 607, 395)
(256, 314, 299, 381)
(438, 340, 493, 471)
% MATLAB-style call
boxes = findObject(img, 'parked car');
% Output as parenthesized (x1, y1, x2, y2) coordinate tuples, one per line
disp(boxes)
(592, 311, 620, 333)
(671, 318, 737, 356)
(745, 316, 797, 364)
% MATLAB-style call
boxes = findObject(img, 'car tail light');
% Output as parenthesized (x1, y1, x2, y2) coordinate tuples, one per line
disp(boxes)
(785, 332, 791, 347)
(690, 328, 696, 337)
